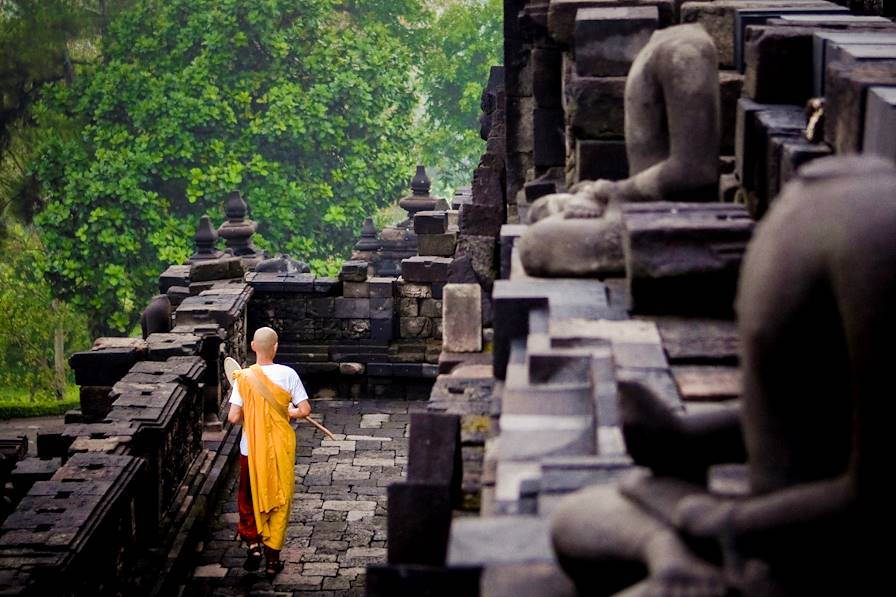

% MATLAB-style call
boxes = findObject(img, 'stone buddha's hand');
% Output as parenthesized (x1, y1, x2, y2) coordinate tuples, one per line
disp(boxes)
(563, 180, 618, 219)
(675, 494, 737, 539)
(527, 192, 575, 223)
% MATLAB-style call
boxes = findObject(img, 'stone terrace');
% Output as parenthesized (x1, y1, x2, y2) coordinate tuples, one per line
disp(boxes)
(183, 399, 424, 596)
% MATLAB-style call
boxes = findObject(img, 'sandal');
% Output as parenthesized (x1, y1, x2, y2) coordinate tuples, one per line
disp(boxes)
(243, 542, 263, 571)
(265, 558, 285, 580)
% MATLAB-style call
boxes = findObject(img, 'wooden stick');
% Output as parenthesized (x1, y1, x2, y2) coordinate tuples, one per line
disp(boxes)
(303, 416, 336, 441)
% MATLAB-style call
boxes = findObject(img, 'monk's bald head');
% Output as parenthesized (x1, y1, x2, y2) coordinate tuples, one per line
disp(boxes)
(251, 327, 278, 359)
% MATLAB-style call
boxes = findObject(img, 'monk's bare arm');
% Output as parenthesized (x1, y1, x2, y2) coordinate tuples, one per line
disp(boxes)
(289, 401, 312, 420)
(227, 403, 243, 424)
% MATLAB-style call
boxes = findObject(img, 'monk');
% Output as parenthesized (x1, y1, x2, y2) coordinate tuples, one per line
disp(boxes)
(227, 327, 312, 578)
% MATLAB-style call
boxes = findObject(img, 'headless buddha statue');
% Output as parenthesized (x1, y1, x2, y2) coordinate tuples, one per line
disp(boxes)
(549, 156, 896, 596)
(519, 24, 720, 277)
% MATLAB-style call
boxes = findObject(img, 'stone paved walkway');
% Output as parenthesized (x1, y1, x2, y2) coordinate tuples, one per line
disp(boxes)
(183, 399, 424, 596)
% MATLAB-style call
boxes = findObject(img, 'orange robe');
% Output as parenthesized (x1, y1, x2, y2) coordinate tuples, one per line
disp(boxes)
(233, 365, 296, 550)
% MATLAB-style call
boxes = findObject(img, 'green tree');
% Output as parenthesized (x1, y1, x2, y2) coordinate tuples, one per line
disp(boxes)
(33, 0, 422, 336)
(0, 224, 90, 397)
(416, 0, 503, 197)
(0, 1, 130, 231)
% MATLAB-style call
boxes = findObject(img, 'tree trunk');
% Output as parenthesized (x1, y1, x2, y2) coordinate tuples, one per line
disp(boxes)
(53, 300, 66, 400)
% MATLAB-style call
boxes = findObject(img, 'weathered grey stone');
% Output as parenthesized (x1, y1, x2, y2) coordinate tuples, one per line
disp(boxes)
(575, 140, 629, 183)
(417, 232, 457, 257)
(622, 203, 754, 315)
(401, 257, 452, 283)
(369, 298, 394, 320)
(575, 7, 659, 77)
(343, 281, 369, 298)
(399, 317, 432, 338)
(387, 482, 452, 566)
(442, 285, 482, 353)
(448, 517, 554, 565)
(339, 260, 369, 282)
(679, 0, 836, 68)
(565, 76, 626, 139)
(863, 85, 896, 162)
(413, 211, 448, 235)
(334, 298, 370, 319)
(419, 298, 442, 319)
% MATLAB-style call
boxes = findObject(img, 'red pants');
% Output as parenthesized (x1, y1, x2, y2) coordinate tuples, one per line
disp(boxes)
(237, 455, 259, 543)
(237, 455, 281, 561)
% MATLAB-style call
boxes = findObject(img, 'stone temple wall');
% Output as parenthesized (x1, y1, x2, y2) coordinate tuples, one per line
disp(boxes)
(0, 177, 462, 593)
(370, 0, 896, 595)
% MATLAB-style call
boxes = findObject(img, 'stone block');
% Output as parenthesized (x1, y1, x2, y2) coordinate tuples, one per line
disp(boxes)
(679, 0, 837, 68)
(460, 203, 504, 237)
(400, 317, 433, 339)
(576, 140, 629, 182)
(735, 98, 803, 191)
(398, 282, 432, 298)
(401, 257, 452, 283)
(76, 386, 113, 421)
(733, 5, 848, 71)
(779, 139, 831, 190)
(565, 75, 626, 139)
(456, 235, 496, 286)
(506, 96, 534, 153)
(188, 256, 243, 283)
(575, 7, 658, 77)
(366, 564, 481, 597)
(481, 562, 578, 597)
(334, 298, 370, 319)
(825, 61, 896, 153)
(547, 0, 674, 46)
(419, 299, 443, 319)
(720, 71, 744, 154)
(69, 338, 147, 387)
(387, 482, 452, 566)
(533, 108, 566, 167)
(399, 298, 418, 317)
(408, 412, 462, 504)
(417, 232, 458, 257)
(313, 276, 342, 295)
(753, 107, 807, 212)
(743, 26, 815, 105)
(339, 260, 368, 282)
(813, 31, 896, 96)
(672, 366, 741, 401)
(370, 298, 394, 320)
(367, 277, 394, 298)
(343, 282, 369, 298)
(532, 48, 563, 108)
(370, 319, 395, 342)
(863, 85, 896, 162)
(622, 203, 754, 316)
(158, 265, 190, 293)
(414, 211, 449, 235)
(306, 297, 336, 318)
(442, 285, 483, 353)
(367, 362, 393, 377)
(447, 516, 554, 565)
(281, 272, 315, 293)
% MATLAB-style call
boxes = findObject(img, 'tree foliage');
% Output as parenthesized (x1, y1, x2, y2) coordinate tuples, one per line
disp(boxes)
(417, 0, 503, 196)
(0, 224, 90, 395)
(33, 0, 422, 335)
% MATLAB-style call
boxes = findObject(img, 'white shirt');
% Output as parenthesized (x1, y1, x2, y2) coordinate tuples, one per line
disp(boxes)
(229, 363, 309, 456)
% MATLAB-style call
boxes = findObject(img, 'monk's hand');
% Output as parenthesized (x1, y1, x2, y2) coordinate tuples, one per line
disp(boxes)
(288, 406, 305, 420)
(563, 180, 616, 219)
(527, 192, 574, 223)
(676, 494, 737, 539)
